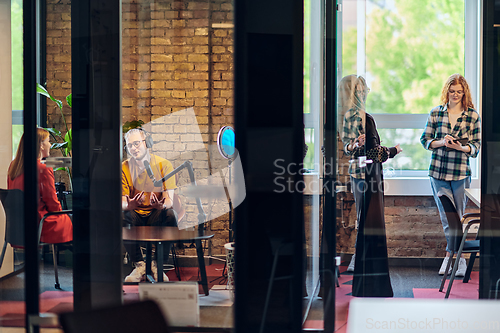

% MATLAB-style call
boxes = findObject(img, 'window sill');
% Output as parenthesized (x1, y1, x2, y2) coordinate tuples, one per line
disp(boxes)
(303, 173, 479, 196)
(384, 177, 431, 196)
(384, 177, 480, 196)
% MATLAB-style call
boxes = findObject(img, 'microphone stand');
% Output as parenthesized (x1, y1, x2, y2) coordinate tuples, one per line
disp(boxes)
(148, 160, 211, 288)
(221, 160, 233, 243)
(152, 160, 206, 236)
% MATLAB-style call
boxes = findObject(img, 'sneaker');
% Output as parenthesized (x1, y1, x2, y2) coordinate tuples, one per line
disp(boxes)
(347, 254, 356, 272)
(438, 257, 452, 275)
(152, 261, 169, 282)
(124, 261, 146, 282)
(455, 258, 467, 277)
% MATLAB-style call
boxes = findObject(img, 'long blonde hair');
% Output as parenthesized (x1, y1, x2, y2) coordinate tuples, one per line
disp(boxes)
(338, 75, 357, 114)
(8, 128, 50, 180)
(440, 73, 475, 110)
(338, 75, 368, 113)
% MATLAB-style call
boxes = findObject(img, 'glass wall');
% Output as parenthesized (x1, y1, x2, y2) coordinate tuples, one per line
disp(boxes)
(0, 0, 23, 326)
(120, 0, 236, 329)
(3, 0, 500, 332)
(2, 0, 239, 330)
(332, 0, 491, 331)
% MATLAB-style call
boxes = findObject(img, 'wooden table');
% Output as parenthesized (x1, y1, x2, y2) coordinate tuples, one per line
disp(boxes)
(465, 188, 480, 207)
(122, 226, 214, 295)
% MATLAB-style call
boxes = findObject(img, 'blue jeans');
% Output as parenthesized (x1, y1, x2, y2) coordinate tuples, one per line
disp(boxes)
(350, 176, 367, 248)
(429, 177, 469, 253)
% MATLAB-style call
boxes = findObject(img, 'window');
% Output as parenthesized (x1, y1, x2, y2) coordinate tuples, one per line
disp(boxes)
(11, 0, 23, 157)
(339, 0, 480, 194)
(303, 0, 322, 174)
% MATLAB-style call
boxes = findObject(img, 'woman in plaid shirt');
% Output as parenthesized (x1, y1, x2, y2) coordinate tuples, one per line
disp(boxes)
(420, 73, 481, 277)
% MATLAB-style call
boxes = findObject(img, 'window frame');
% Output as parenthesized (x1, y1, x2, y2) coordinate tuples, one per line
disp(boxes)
(374, 0, 482, 196)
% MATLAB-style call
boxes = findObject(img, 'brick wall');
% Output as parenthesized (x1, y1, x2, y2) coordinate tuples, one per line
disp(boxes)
(45, 0, 234, 256)
(46, 0, 72, 134)
(336, 194, 479, 258)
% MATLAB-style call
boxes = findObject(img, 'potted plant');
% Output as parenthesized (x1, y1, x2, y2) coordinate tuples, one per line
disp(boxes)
(36, 83, 73, 191)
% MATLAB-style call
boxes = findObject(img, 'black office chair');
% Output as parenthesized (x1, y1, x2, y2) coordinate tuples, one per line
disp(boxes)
(59, 300, 171, 333)
(0, 188, 72, 289)
(438, 194, 480, 298)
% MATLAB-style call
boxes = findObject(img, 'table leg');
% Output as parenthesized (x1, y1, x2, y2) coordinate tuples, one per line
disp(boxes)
(146, 242, 154, 283)
(157, 241, 164, 282)
(195, 239, 209, 296)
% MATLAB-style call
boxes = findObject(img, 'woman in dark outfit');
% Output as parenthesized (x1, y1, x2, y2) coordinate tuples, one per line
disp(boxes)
(347, 77, 402, 297)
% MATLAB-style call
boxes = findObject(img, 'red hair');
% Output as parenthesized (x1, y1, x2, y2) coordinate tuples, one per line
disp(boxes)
(8, 128, 50, 180)
(440, 73, 475, 110)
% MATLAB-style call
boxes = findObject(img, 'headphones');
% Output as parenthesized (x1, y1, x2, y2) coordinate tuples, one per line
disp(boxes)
(138, 128, 154, 149)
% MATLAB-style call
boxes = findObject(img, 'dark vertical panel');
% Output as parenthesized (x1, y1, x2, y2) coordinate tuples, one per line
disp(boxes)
(480, 0, 500, 300)
(72, 0, 123, 311)
(321, 1, 337, 331)
(37, 0, 47, 127)
(23, 0, 40, 330)
(234, 1, 304, 332)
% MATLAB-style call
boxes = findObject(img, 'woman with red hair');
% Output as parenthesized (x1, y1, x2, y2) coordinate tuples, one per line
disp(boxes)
(420, 73, 481, 277)
(8, 128, 72, 244)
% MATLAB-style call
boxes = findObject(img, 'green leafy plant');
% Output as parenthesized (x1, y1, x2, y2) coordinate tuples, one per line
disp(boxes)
(122, 119, 145, 133)
(36, 83, 73, 189)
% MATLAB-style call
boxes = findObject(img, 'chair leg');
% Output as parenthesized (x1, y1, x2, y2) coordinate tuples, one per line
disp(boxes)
(445, 240, 467, 298)
(52, 244, 61, 289)
(445, 254, 462, 298)
(171, 246, 181, 281)
(260, 245, 283, 333)
(335, 266, 340, 288)
(439, 252, 454, 292)
(145, 243, 154, 283)
(0, 241, 7, 268)
(463, 252, 477, 283)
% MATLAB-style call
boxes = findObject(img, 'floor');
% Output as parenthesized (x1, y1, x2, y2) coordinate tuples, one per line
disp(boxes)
(0, 256, 479, 332)
(303, 259, 480, 332)
(0, 258, 234, 330)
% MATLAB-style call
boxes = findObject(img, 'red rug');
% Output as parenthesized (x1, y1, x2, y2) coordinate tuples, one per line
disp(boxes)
(304, 268, 480, 332)
(412, 271, 480, 299)
(0, 263, 227, 328)
(302, 265, 353, 332)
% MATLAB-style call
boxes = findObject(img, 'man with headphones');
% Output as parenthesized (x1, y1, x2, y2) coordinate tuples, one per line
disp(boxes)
(122, 128, 178, 282)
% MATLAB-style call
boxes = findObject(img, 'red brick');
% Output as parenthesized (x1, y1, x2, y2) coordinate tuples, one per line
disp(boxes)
(384, 206, 407, 216)
(188, 54, 209, 62)
(151, 54, 174, 62)
(173, 72, 189, 80)
(179, 10, 194, 19)
(151, 63, 166, 71)
(187, 2, 209, 10)
(220, 3, 233, 11)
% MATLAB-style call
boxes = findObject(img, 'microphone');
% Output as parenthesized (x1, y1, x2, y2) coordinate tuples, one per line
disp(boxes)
(143, 160, 156, 182)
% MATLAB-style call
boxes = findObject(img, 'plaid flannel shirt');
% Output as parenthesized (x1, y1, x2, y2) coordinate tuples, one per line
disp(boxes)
(420, 105, 481, 181)
(342, 107, 365, 179)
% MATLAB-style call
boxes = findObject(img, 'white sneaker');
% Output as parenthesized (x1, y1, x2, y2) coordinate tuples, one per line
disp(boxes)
(438, 257, 452, 275)
(347, 254, 356, 272)
(124, 261, 146, 282)
(152, 261, 169, 282)
(455, 258, 467, 277)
